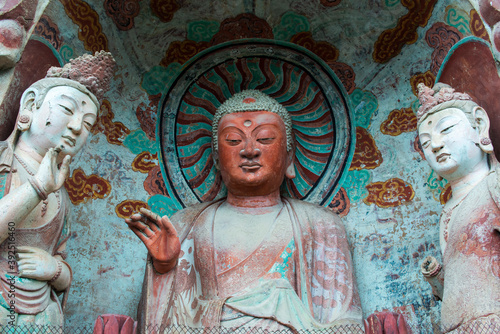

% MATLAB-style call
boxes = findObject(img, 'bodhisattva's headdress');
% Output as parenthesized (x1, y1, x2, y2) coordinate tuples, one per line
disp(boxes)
(416, 83, 474, 126)
(416, 83, 494, 155)
(212, 90, 293, 151)
(0, 51, 116, 172)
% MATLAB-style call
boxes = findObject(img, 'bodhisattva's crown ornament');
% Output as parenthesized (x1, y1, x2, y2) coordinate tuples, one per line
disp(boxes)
(45, 50, 116, 101)
(212, 89, 293, 151)
(416, 83, 473, 123)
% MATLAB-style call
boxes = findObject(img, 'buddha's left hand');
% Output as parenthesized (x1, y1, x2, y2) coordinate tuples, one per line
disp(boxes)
(16, 246, 58, 281)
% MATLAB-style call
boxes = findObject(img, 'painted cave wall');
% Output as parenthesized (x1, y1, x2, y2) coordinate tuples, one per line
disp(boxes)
(2, 0, 495, 332)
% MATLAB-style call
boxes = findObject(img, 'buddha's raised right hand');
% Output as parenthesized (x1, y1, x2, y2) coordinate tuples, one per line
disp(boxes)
(125, 208, 181, 274)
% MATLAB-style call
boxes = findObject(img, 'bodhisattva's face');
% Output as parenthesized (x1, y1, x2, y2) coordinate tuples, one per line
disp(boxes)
(27, 86, 98, 157)
(418, 107, 486, 180)
(217, 111, 291, 197)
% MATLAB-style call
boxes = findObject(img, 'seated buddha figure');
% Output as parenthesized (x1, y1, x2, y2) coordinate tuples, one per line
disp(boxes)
(417, 83, 500, 332)
(0, 51, 115, 325)
(126, 90, 363, 332)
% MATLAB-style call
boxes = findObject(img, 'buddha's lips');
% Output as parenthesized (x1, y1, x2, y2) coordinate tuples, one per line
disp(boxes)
(240, 162, 261, 170)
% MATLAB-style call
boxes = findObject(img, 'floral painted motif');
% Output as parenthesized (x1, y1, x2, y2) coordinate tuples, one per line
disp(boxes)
(364, 178, 415, 208)
(445, 7, 470, 35)
(132, 152, 158, 173)
(144, 165, 167, 196)
(160, 40, 210, 67)
(147, 194, 178, 216)
(104, 0, 141, 31)
(65, 168, 112, 205)
(34, 16, 63, 50)
(469, 9, 490, 41)
(150, 0, 180, 23)
(380, 107, 417, 136)
(210, 13, 274, 45)
(329, 62, 356, 95)
(425, 22, 462, 75)
(426, 169, 449, 203)
(141, 64, 182, 95)
(273, 11, 309, 41)
(123, 129, 158, 155)
(290, 31, 339, 63)
(136, 94, 161, 141)
(60, 0, 109, 52)
(409, 71, 435, 96)
(350, 127, 383, 170)
(342, 170, 371, 203)
(187, 21, 220, 42)
(373, 0, 438, 63)
(328, 187, 350, 217)
(92, 100, 131, 145)
(440, 184, 452, 204)
(349, 89, 378, 128)
(413, 134, 425, 160)
(115, 199, 148, 219)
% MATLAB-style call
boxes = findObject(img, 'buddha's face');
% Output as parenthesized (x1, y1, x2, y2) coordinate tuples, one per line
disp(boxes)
(217, 111, 291, 196)
(418, 108, 486, 181)
(27, 86, 98, 157)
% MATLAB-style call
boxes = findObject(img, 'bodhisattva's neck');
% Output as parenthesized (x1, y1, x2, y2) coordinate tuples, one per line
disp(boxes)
(14, 137, 44, 167)
(226, 189, 282, 208)
(446, 160, 490, 208)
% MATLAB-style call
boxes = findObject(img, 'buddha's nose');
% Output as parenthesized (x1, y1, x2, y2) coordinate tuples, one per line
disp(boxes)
(240, 141, 261, 159)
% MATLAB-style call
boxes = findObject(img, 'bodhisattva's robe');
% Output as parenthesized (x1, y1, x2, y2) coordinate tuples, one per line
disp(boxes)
(0, 140, 71, 325)
(137, 197, 363, 332)
(440, 159, 500, 333)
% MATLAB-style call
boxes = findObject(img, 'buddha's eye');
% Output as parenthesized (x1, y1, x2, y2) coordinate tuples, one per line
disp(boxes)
(421, 140, 430, 148)
(257, 137, 274, 144)
(225, 139, 241, 146)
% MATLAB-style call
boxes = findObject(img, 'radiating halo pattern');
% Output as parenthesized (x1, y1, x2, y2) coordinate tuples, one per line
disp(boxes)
(160, 40, 354, 207)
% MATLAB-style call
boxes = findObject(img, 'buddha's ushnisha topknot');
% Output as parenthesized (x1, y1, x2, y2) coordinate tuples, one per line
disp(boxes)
(45, 51, 116, 101)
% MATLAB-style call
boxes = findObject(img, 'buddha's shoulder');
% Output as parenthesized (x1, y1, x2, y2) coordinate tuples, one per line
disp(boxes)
(284, 197, 342, 222)
(170, 200, 220, 223)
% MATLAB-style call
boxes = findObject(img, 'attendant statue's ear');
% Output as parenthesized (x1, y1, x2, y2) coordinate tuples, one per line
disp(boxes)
(17, 88, 37, 132)
(285, 149, 295, 179)
(473, 106, 494, 154)
(211, 143, 219, 170)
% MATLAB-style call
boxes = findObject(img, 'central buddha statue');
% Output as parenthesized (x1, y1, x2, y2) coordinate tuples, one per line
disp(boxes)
(126, 90, 363, 332)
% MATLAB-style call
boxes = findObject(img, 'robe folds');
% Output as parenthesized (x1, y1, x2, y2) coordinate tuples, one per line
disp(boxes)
(441, 160, 500, 333)
(137, 197, 363, 332)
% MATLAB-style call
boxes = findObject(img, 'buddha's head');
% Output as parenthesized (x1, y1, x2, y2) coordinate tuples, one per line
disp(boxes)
(14, 51, 115, 159)
(417, 83, 492, 181)
(211, 90, 295, 196)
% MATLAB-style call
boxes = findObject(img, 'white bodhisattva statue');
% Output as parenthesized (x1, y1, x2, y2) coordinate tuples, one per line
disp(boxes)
(417, 83, 500, 332)
(0, 51, 115, 325)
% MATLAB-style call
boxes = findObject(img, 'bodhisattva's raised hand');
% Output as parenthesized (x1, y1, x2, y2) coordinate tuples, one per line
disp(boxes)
(125, 208, 181, 274)
(34, 147, 72, 195)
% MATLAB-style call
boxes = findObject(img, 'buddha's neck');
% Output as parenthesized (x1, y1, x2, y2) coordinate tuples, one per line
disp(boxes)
(447, 162, 490, 206)
(226, 190, 282, 208)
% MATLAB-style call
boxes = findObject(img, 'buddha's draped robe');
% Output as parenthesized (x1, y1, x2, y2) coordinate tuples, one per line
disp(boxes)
(137, 197, 363, 332)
